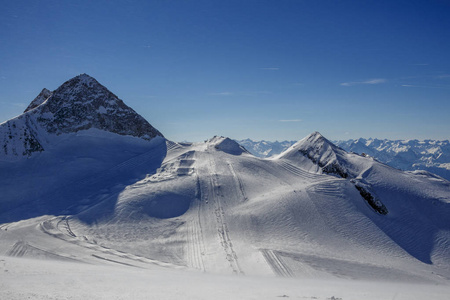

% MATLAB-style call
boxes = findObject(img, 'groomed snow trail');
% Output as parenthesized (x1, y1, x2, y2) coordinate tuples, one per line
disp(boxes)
(260, 249, 294, 277)
(184, 172, 207, 271)
(37, 216, 183, 269)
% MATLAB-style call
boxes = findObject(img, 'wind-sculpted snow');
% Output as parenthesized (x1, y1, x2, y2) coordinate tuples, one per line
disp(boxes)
(0, 74, 162, 160)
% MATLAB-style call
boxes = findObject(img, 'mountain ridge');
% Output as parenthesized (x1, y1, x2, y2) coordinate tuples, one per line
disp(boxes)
(238, 137, 450, 180)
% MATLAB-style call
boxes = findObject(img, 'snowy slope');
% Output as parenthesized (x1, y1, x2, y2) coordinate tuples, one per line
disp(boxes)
(1, 76, 450, 299)
(1, 130, 449, 279)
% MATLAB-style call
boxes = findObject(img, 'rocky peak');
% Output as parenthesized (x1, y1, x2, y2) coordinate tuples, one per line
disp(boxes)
(24, 88, 53, 113)
(35, 74, 163, 140)
(278, 131, 350, 178)
(1, 74, 163, 160)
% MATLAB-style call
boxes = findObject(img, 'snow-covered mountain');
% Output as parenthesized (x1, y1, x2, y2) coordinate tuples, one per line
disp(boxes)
(335, 138, 450, 180)
(0, 74, 162, 161)
(238, 138, 450, 181)
(237, 138, 296, 158)
(1, 75, 450, 299)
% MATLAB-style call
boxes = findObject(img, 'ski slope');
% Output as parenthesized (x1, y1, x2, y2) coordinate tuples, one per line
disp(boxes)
(1, 129, 449, 299)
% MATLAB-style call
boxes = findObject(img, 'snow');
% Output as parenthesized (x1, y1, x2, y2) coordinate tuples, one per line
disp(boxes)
(1, 130, 449, 299)
(239, 138, 450, 180)
(1, 255, 449, 300)
(1, 75, 450, 299)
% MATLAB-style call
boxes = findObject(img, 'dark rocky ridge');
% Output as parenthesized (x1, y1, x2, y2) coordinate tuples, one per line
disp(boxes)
(24, 88, 52, 113)
(35, 74, 163, 140)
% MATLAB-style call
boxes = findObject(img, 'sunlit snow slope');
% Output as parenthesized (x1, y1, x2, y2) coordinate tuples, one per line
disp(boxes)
(1, 76, 450, 294)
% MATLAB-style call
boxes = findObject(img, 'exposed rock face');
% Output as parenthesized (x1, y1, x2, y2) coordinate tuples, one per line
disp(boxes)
(35, 74, 163, 139)
(24, 88, 53, 113)
(0, 74, 163, 160)
(278, 131, 350, 178)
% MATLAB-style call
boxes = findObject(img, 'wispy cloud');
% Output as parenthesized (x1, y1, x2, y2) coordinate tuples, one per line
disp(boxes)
(401, 84, 450, 89)
(260, 67, 280, 70)
(279, 119, 302, 122)
(209, 92, 233, 96)
(411, 63, 429, 66)
(340, 78, 386, 86)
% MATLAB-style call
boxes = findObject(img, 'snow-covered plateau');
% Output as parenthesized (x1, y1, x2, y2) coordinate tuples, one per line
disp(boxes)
(1, 75, 449, 299)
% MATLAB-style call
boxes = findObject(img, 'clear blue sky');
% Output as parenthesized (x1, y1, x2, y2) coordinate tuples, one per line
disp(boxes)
(1, 0, 449, 142)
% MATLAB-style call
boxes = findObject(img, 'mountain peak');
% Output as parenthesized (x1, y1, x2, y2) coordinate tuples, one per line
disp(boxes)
(207, 136, 248, 155)
(278, 132, 350, 178)
(68, 73, 98, 88)
(34, 74, 163, 139)
(1, 74, 163, 160)
(24, 88, 52, 113)
(304, 131, 330, 145)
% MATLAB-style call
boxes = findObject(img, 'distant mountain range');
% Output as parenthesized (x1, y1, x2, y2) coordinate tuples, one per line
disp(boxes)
(237, 138, 450, 180)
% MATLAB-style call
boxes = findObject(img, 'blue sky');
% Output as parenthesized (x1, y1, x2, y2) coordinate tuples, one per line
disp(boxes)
(1, 0, 449, 142)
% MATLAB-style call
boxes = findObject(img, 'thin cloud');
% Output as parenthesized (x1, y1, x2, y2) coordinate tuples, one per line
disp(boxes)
(260, 67, 280, 70)
(341, 78, 386, 86)
(401, 84, 450, 89)
(279, 119, 302, 122)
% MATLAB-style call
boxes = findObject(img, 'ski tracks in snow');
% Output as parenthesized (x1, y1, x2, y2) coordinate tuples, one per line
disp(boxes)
(185, 173, 207, 271)
(277, 160, 325, 181)
(186, 211, 206, 271)
(227, 161, 248, 201)
(260, 249, 294, 277)
(38, 216, 183, 269)
(198, 152, 244, 275)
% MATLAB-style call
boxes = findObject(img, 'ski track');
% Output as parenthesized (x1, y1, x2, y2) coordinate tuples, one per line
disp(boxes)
(184, 158, 206, 271)
(185, 205, 206, 271)
(38, 216, 183, 269)
(166, 140, 181, 151)
(205, 150, 243, 275)
(260, 249, 294, 277)
(277, 160, 325, 181)
(227, 161, 248, 201)
(6, 240, 80, 262)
